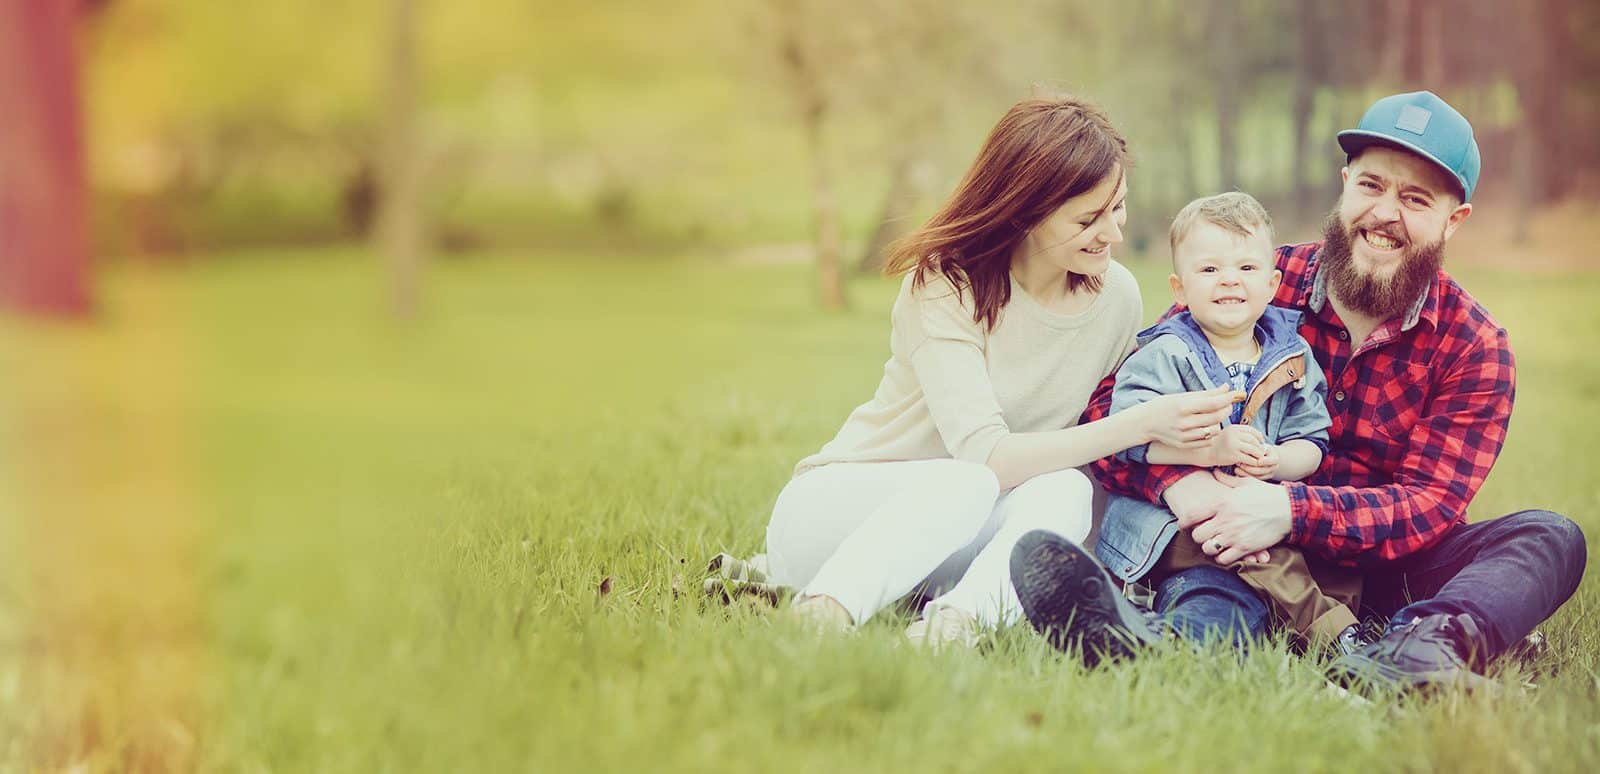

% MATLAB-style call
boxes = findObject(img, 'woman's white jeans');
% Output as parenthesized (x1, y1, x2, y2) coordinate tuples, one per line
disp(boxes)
(765, 460, 1095, 627)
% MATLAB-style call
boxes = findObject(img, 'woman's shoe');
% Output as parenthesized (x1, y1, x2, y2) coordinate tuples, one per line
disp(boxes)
(905, 605, 979, 650)
(788, 594, 854, 632)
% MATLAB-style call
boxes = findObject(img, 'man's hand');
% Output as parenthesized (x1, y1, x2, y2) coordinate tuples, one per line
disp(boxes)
(1210, 424, 1268, 468)
(1235, 442, 1281, 480)
(1189, 472, 1294, 565)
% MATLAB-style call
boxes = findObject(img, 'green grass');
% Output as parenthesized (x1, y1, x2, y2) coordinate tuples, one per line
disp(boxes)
(1, 247, 1597, 772)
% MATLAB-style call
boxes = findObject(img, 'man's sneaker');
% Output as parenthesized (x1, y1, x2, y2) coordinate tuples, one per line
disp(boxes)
(1010, 530, 1165, 667)
(905, 605, 979, 650)
(1508, 629, 1548, 663)
(1327, 612, 1492, 692)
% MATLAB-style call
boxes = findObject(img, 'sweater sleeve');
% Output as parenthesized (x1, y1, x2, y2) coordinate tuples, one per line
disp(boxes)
(898, 277, 1009, 465)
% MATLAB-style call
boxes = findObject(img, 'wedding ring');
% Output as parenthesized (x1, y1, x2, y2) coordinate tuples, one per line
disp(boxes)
(1210, 540, 1224, 553)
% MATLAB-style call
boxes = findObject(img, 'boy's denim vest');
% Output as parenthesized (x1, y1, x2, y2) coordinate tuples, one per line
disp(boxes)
(1094, 307, 1331, 583)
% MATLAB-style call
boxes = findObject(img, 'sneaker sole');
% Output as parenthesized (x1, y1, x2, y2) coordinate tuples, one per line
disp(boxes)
(1010, 530, 1159, 667)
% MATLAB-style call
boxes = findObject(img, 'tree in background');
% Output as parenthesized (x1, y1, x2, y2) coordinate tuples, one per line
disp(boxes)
(764, 0, 848, 309)
(376, 0, 426, 320)
(0, 0, 94, 317)
(1210, 0, 1242, 193)
(62, 0, 1600, 289)
(853, 3, 1007, 275)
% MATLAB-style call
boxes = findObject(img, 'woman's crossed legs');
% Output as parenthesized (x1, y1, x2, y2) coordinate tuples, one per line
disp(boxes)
(766, 460, 1094, 628)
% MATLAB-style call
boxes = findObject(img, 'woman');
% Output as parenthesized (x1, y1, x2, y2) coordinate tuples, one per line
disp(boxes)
(765, 94, 1237, 646)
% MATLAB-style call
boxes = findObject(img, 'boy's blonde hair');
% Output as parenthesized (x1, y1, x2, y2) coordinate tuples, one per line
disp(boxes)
(1168, 191, 1274, 267)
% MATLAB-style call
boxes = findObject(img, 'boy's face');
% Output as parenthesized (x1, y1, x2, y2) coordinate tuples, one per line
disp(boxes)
(1169, 221, 1282, 339)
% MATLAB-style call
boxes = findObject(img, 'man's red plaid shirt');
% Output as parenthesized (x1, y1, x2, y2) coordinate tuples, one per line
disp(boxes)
(1084, 241, 1515, 565)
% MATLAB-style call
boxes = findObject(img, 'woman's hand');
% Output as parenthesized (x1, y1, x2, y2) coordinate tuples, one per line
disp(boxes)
(1138, 385, 1244, 449)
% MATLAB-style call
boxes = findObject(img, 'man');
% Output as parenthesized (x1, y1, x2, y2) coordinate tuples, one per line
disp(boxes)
(1009, 91, 1588, 690)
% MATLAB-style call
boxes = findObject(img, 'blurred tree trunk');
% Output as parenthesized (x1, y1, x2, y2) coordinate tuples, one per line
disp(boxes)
(1532, 0, 1573, 203)
(1511, 0, 1573, 241)
(344, 158, 379, 239)
(805, 107, 845, 309)
(1417, 0, 1445, 86)
(1291, 0, 1320, 220)
(376, 0, 425, 320)
(0, 0, 93, 317)
(1212, 0, 1240, 191)
(1378, 0, 1410, 84)
(857, 153, 919, 275)
(1169, 81, 1200, 203)
(777, 4, 844, 309)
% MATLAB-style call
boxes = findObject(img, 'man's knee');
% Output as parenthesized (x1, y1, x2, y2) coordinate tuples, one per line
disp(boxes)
(1512, 509, 1588, 577)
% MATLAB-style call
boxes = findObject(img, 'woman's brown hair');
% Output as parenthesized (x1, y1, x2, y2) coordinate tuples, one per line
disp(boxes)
(884, 94, 1130, 331)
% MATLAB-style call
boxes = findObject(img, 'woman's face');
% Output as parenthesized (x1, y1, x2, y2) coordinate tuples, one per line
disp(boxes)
(1018, 171, 1128, 277)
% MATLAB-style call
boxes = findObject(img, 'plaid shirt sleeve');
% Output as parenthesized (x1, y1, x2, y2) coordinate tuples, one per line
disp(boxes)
(1285, 329, 1516, 562)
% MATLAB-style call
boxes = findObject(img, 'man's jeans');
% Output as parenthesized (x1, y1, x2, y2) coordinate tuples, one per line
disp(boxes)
(1153, 510, 1588, 657)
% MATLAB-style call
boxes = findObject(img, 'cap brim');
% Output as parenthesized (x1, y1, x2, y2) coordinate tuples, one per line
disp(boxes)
(1336, 130, 1469, 201)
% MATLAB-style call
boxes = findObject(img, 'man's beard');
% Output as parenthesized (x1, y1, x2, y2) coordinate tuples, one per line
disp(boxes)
(1319, 209, 1444, 320)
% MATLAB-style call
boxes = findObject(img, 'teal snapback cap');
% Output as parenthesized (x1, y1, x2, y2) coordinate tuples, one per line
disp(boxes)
(1337, 90, 1481, 202)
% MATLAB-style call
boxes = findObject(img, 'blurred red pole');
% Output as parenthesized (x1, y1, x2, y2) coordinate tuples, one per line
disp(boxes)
(0, 0, 93, 318)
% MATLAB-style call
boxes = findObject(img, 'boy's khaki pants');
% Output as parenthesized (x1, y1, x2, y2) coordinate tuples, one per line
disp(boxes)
(1154, 530, 1361, 643)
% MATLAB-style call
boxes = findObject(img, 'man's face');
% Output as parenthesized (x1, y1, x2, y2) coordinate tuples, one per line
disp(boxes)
(1321, 145, 1472, 319)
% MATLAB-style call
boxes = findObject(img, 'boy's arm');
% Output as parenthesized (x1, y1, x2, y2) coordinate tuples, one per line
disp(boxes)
(1268, 438, 1322, 481)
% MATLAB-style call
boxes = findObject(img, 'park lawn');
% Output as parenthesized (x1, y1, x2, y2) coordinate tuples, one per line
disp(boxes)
(1, 246, 1597, 772)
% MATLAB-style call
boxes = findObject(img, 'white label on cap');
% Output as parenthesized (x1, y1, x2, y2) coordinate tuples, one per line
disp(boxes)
(1396, 105, 1432, 135)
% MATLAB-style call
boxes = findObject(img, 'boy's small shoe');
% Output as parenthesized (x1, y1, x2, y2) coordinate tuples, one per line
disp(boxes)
(1010, 530, 1165, 666)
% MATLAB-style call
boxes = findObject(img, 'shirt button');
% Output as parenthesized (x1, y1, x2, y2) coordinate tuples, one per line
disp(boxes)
(1338, 330, 1349, 341)
(1334, 390, 1346, 401)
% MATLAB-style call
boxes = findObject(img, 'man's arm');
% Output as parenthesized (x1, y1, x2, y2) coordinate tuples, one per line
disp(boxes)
(1285, 332, 1515, 562)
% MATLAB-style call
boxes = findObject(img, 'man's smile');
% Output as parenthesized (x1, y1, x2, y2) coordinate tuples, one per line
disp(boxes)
(1358, 227, 1405, 252)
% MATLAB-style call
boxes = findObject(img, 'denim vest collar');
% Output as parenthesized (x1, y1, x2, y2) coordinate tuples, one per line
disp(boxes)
(1135, 307, 1306, 395)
